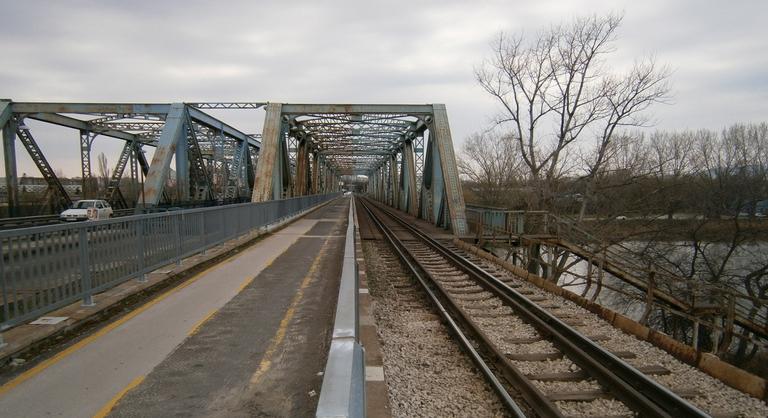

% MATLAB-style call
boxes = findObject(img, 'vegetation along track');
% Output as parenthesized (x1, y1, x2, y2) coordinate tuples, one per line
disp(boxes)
(359, 196, 712, 418)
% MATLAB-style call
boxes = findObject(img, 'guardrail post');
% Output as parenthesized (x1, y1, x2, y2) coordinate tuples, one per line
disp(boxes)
(0, 240, 8, 330)
(175, 214, 182, 266)
(136, 219, 147, 283)
(79, 227, 95, 306)
(199, 213, 207, 255)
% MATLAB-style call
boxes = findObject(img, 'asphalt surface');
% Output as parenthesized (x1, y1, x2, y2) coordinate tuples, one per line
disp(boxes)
(0, 197, 349, 418)
(109, 198, 348, 417)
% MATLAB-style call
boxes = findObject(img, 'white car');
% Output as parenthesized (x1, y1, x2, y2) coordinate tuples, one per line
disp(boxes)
(60, 200, 114, 222)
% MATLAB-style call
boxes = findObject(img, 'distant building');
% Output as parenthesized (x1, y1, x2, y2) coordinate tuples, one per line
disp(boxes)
(0, 176, 84, 202)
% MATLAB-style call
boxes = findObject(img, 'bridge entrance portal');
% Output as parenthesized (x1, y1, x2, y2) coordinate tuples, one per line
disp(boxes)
(252, 103, 467, 235)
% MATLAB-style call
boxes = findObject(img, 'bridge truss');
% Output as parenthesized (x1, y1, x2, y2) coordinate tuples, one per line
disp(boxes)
(1, 100, 467, 234)
(252, 103, 468, 234)
(1, 100, 263, 214)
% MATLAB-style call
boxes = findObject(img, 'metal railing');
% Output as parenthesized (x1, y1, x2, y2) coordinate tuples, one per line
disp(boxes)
(0, 208, 137, 230)
(316, 196, 365, 418)
(465, 205, 768, 350)
(0, 193, 340, 330)
(466, 205, 549, 237)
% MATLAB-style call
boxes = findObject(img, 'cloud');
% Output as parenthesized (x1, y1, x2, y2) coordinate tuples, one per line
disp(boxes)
(0, 0, 766, 176)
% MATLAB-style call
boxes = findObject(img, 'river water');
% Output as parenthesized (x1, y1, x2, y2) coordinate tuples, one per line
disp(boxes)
(490, 241, 768, 321)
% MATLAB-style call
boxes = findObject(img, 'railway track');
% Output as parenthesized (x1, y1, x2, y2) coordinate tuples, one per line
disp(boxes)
(358, 196, 710, 418)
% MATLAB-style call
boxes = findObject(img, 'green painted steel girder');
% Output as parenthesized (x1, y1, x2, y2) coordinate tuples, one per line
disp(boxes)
(11, 102, 173, 114)
(26, 112, 143, 142)
(280, 104, 434, 115)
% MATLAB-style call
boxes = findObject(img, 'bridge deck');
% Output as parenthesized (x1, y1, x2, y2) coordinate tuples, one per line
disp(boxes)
(0, 197, 350, 417)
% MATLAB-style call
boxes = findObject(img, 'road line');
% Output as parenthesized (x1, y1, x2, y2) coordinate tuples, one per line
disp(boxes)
(91, 375, 145, 418)
(188, 309, 218, 336)
(249, 238, 329, 385)
(0, 246, 252, 396)
(0, 219, 321, 418)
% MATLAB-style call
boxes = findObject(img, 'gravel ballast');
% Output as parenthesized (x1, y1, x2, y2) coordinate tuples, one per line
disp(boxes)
(454, 244, 768, 418)
(363, 242, 508, 418)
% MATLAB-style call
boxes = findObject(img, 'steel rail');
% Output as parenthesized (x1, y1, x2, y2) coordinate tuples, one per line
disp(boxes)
(366, 198, 710, 418)
(358, 198, 529, 417)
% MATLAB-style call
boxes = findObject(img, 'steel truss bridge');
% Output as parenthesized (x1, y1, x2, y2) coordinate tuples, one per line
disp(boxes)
(1, 100, 467, 234)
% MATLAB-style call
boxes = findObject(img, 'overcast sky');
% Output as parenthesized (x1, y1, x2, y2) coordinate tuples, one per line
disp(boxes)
(2, 0, 767, 176)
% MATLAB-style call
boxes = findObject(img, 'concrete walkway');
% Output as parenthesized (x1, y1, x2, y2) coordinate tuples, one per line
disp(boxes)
(0, 198, 349, 418)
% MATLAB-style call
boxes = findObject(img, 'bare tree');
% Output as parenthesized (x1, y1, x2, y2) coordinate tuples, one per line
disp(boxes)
(579, 60, 672, 219)
(97, 152, 110, 193)
(458, 131, 522, 207)
(477, 13, 670, 211)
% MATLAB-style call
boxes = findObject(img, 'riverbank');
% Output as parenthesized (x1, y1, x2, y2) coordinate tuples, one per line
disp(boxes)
(583, 218, 768, 242)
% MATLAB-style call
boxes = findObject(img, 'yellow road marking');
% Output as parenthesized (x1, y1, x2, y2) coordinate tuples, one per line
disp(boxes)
(236, 257, 277, 294)
(0, 219, 316, 401)
(83, 235, 308, 415)
(0, 237, 265, 396)
(249, 239, 329, 385)
(188, 308, 218, 336)
(91, 375, 145, 418)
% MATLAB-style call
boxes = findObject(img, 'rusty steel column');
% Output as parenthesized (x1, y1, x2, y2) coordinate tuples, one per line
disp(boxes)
(369, 171, 375, 199)
(311, 151, 319, 194)
(317, 156, 325, 193)
(79, 130, 96, 199)
(252, 103, 283, 202)
(402, 140, 418, 216)
(323, 166, 329, 194)
(378, 166, 385, 201)
(295, 138, 308, 196)
(1, 101, 19, 217)
(390, 153, 399, 209)
(143, 103, 186, 206)
(430, 104, 468, 235)
(296, 138, 312, 196)
(175, 124, 190, 202)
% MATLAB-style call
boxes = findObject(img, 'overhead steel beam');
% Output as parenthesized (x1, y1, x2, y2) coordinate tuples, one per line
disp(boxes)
(25, 113, 143, 142)
(319, 150, 394, 156)
(188, 102, 266, 109)
(281, 104, 434, 115)
(12, 102, 172, 114)
(13, 103, 260, 147)
(187, 107, 261, 149)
